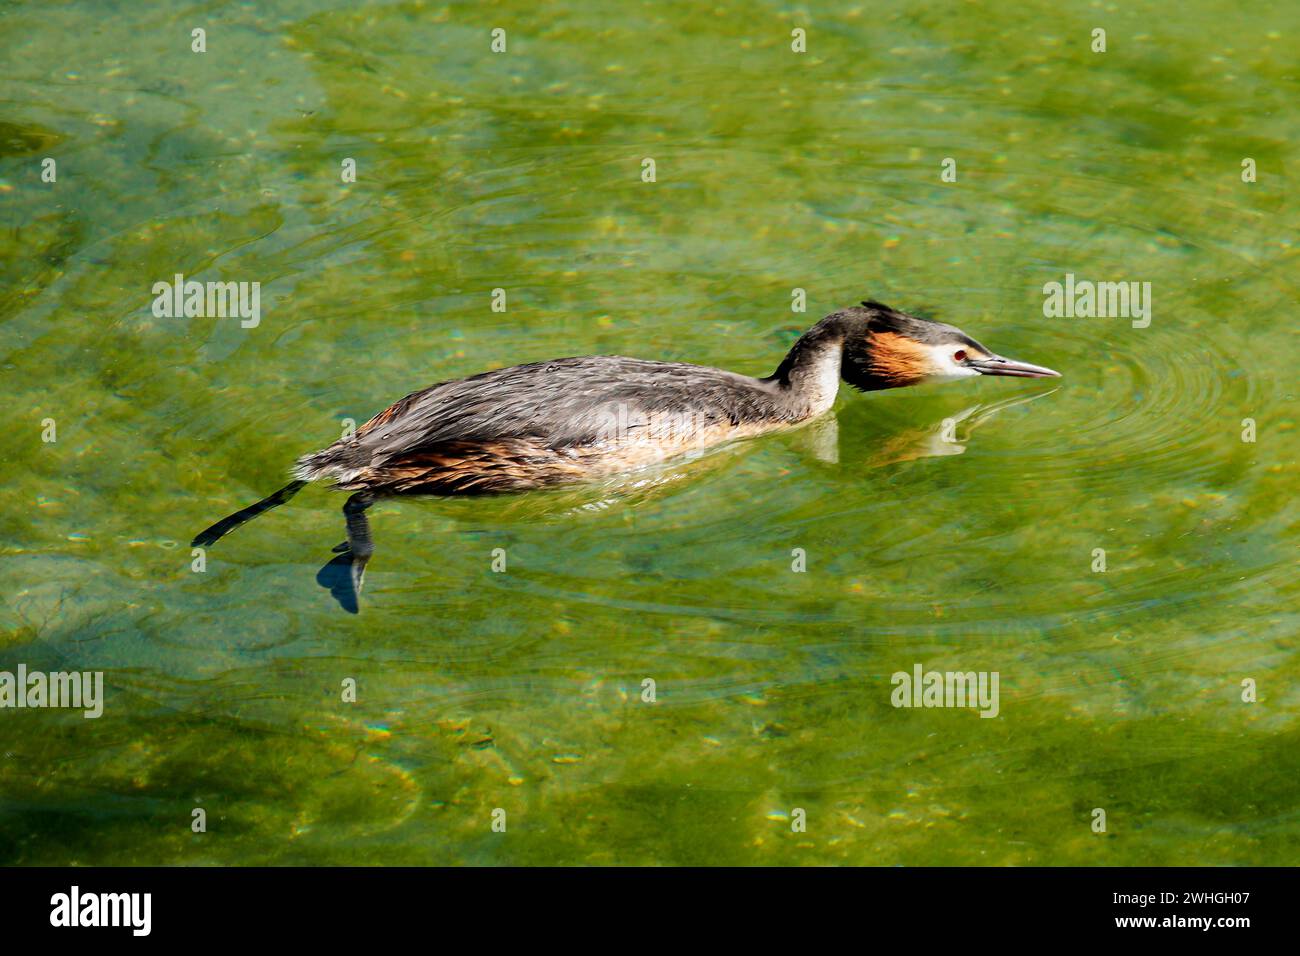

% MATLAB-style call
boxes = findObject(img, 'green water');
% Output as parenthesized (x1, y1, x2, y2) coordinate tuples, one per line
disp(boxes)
(1, 0, 1297, 866)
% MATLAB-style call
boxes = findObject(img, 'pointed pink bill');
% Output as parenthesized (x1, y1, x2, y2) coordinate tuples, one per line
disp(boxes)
(968, 355, 1061, 378)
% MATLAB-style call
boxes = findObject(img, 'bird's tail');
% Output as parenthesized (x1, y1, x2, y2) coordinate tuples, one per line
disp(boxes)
(191, 480, 307, 548)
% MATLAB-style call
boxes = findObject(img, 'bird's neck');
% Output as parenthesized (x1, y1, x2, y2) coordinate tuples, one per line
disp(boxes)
(765, 324, 845, 418)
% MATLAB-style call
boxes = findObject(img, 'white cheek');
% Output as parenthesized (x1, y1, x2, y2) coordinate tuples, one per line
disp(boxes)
(925, 345, 981, 380)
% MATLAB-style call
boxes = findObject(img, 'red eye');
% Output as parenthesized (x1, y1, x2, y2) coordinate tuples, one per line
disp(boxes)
(953, 350, 967, 363)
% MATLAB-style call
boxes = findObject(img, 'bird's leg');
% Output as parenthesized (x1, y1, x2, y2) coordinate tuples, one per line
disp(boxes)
(342, 491, 375, 593)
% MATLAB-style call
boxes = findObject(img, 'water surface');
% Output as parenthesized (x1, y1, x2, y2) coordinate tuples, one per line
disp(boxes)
(1, 0, 1297, 864)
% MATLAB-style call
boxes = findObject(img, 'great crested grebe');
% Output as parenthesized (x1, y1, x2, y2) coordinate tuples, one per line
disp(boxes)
(192, 299, 1059, 597)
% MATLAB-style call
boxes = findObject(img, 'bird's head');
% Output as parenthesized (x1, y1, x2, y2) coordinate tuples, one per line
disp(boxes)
(840, 300, 1060, 391)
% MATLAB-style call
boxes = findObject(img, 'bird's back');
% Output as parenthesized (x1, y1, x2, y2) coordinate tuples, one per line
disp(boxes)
(295, 355, 794, 493)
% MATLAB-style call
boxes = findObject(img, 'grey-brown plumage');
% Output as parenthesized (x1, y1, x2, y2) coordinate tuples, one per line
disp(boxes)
(293, 356, 805, 494)
(191, 299, 1059, 608)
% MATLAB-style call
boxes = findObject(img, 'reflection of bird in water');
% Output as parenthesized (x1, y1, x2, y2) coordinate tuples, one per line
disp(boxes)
(864, 387, 1062, 468)
(191, 299, 1060, 606)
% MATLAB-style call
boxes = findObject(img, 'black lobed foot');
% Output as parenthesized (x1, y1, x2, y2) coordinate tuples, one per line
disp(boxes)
(316, 553, 361, 614)
(317, 490, 378, 614)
